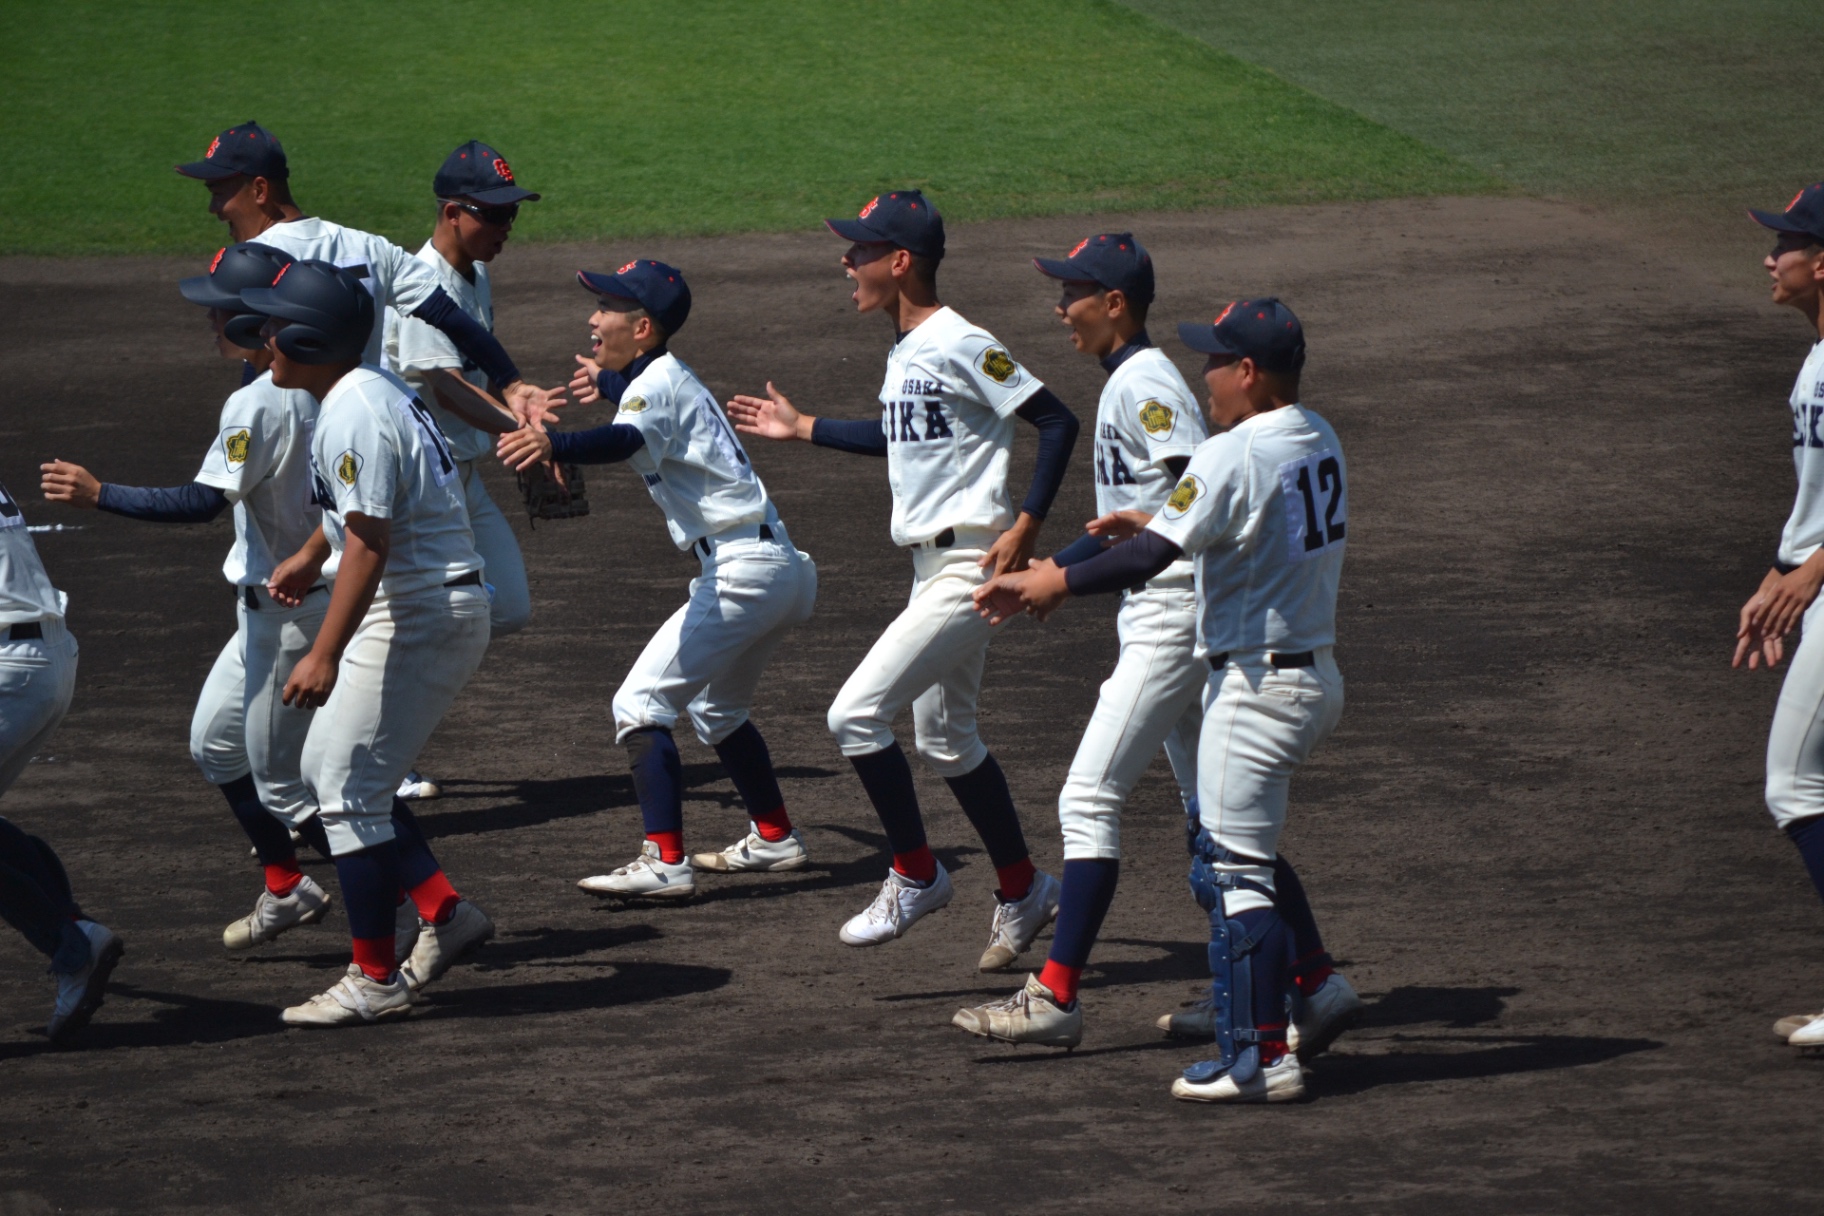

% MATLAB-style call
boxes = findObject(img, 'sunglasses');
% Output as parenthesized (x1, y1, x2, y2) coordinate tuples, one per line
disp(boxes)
(445, 199, 519, 226)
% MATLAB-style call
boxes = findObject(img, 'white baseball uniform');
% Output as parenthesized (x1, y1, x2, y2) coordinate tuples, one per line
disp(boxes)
(247, 218, 443, 367)
(1765, 341, 1824, 828)
(608, 354, 816, 746)
(0, 480, 79, 799)
(1058, 345, 1209, 860)
(384, 240, 529, 637)
(300, 366, 490, 854)
(1147, 404, 1348, 915)
(186, 372, 328, 827)
(826, 307, 1042, 776)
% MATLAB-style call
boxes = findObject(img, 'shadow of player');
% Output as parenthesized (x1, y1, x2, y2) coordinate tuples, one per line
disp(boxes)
(0, 984, 286, 1059)
(414, 960, 730, 1019)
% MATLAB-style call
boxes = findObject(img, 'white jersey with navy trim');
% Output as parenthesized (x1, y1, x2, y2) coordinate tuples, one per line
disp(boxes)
(1781, 340, 1824, 568)
(616, 352, 778, 551)
(0, 481, 65, 625)
(249, 217, 442, 367)
(383, 240, 494, 464)
(1146, 405, 1347, 656)
(310, 366, 482, 599)
(192, 370, 322, 587)
(1096, 346, 1206, 582)
(878, 306, 1044, 546)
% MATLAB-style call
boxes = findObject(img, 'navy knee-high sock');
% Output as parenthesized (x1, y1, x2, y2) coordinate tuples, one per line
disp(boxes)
(713, 722, 791, 839)
(0, 816, 82, 966)
(1787, 815, 1824, 905)
(1232, 906, 1297, 1061)
(1272, 854, 1336, 996)
(1047, 859, 1120, 969)
(389, 797, 442, 891)
(334, 839, 402, 979)
(849, 743, 930, 878)
(295, 814, 333, 859)
(944, 753, 1033, 896)
(221, 774, 294, 865)
(628, 727, 684, 860)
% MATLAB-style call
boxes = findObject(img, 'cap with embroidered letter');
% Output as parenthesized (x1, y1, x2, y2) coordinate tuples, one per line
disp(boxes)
(1033, 232, 1154, 306)
(577, 259, 692, 336)
(175, 121, 289, 182)
(434, 140, 541, 206)
(824, 190, 945, 260)
(1177, 297, 1305, 374)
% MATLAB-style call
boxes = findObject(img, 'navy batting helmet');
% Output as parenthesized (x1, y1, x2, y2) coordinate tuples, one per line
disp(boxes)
(180, 243, 296, 350)
(240, 260, 374, 366)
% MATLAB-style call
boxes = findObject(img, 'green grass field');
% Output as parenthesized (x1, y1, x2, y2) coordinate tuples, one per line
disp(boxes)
(0, 0, 1492, 255)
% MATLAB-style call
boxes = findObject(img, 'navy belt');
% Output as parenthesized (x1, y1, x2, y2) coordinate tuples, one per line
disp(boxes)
(243, 584, 327, 610)
(4, 621, 43, 641)
(696, 524, 773, 558)
(1209, 650, 1315, 670)
(446, 571, 484, 588)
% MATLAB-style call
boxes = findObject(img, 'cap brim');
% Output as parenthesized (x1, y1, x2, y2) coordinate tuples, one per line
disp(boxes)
(175, 160, 244, 182)
(1749, 207, 1823, 236)
(466, 186, 541, 206)
(1033, 256, 1101, 283)
(1176, 322, 1241, 357)
(577, 270, 639, 300)
(177, 274, 244, 310)
(825, 217, 888, 243)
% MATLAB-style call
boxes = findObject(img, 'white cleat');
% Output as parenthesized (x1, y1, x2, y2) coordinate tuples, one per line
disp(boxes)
(839, 863, 954, 946)
(1294, 973, 1364, 1062)
(577, 840, 697, 900)
(47, 921, 124, 1045)
(1787, 1013, 1824, 1051)
(1774, 1011, 1821, 1040)
(977, 869, 1061, 972)
(396, 770, 440, 800)
(222, 875, 332, 951)
(401, 898, 494, 991)
(690, 826, 810, 873)
(952, 972, 1082, 1048)
(394, 898, 423, 966)
(281, 964, 413, 1027)
(1171, 1053, 1305, 1104)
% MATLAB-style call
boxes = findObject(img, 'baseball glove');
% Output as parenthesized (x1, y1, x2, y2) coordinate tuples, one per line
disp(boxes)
(517, 461, 589, 526)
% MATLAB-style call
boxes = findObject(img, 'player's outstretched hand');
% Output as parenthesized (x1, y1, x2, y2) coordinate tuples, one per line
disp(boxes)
(498, 426, 555, 473)
(39, 461, 100, 509)
(508, 382, 568, 431)
(1085, 509, 1154, 542)
(282, 650, 338, 709)
(727, 382, 812, 442)
(570, 355, 603, 406)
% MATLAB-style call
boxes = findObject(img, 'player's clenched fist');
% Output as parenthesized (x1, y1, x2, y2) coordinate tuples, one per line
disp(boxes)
(497, 426, 554, 473)
(39, 461, 101, 509)
(973, 558, 1070, 624)
(727, 382, 815, 442)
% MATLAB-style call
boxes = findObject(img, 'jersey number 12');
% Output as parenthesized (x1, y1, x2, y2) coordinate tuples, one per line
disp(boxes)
(1280, 451, 1346, 560)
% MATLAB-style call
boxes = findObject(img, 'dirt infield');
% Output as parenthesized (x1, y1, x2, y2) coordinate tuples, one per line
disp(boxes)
(0, 196, 1817, 1214)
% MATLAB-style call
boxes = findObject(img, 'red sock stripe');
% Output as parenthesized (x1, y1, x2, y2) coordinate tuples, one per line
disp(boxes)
(408, 870, 461, 926)
(751, 807, 793, 843)
(995, 858, 1035, 902)
(264, 859, 303, 897)
(1292, 950, 1335, 997)
(1037, 960, 1082, 1007)
(351, 936, 395, 981)
(892, 846, 937, 883)
(646, 831, 684, 865)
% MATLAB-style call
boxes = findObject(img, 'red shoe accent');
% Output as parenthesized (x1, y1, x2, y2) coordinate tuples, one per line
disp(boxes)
(892, 845, 937, 884)
(751, 807, 793, 843)
(408, 871, 461, 926)
(647, 831, 684, 865)
(351, 936, 394, 981)
(1037, 959, 1081, 1007)
(264, 859, 303, 897)
(995, 858, 1036, 902)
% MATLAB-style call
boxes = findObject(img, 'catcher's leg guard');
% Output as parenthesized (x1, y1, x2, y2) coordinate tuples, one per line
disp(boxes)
(1181, 830, 1291, 1088)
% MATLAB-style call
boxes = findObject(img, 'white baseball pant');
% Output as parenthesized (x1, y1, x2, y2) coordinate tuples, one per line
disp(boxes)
(460, 460, 530, 638)
(612, 534, 817, 746)
(1197, 648, 1344, 915)
(1767, 595, 1824, 830)
(1059, 585, 1203, 860)
(827, 530, 1001, 777)
(0, 620, 77, 798)
(300, 584, 490, 855)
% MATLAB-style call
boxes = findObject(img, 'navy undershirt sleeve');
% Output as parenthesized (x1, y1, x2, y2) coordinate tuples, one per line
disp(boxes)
(1051, 531, 1108, 567)
(1013, 387, 1080, 521)
(1063, 531, 1182, 597)
(96, 482, 230, 524)
(547, 424, 647, 465)
(811, 417, 889, 456)
(410, 288, 521, 389)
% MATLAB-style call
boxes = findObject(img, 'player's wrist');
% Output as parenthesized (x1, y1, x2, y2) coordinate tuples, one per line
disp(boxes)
(794, 414, 817, 442)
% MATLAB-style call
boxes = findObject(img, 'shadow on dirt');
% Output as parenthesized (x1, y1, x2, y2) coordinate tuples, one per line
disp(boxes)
(0, 984, 285, 1060)
(417, 960, 730, 1019)
(1309, 1033, 1663, 1095)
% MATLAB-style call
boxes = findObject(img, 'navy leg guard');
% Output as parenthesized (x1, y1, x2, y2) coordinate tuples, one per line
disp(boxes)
(1181, 830, 1291, 1087)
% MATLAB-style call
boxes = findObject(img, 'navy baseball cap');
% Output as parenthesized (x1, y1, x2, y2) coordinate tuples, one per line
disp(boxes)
(1034, 232, 1155, 306)
(1750, 182, 1824, 243)
(1177, 298, 1306, 374)
(577, 259, 692, 336)
(176, 121, 289, 182)
(434, 140, 540, 206)
(825, 190, 945, 260)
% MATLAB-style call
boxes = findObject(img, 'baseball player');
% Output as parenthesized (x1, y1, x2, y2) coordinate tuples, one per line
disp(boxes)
(383, 140, 542, 641)
(240, 260, 495, 1025)
(726, 190, 1080, 966)
(499, 261, 817, 897)
(975, 298, 1352, 1103)
(0, 477, 124, 1044)
(1736, 183, 1824, 1052)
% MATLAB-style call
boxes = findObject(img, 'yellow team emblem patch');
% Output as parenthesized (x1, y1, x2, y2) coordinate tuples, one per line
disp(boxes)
(979, 348, 1018, 384)
(1166, 475, 1200, 513)
(222, 428, 251, 466)
(619, 395, 649, 414)
(336, 450, 361, 486)
(1138, 400, 1174, 436)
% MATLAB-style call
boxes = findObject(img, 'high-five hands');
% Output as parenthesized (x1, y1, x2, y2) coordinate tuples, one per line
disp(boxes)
(726, 382, 814, 442)
(972, 558, 1070, 625)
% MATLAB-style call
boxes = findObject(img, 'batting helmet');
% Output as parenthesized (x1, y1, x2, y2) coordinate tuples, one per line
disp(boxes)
(239, 260, 374, 366)
(180, 243, 296, 350)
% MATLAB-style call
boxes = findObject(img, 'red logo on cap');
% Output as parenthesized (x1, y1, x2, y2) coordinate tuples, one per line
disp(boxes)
(493, 157, 514, 182)
(1790, 188, 1809, 212)
(1213, 301, 1238, 326)
(859, 196, 880, 219)
(1067, 238, 1090, 258)
(618, 260, 638, 274)
(209, 248, 226, 274)
(271, 262, 292, 287)
(205, 136, 221, 159)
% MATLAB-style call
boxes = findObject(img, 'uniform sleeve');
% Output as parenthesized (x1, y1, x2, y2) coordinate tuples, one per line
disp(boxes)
(1146, 438, 1245, 555)
(611, 384, 677, 461)
(393, 307, 465, 375)
(194, 385, 283, 502)
(320, 403, 400, 520)
(949, 331, 1044, 418)
(1123, 369, 1202, 468)
(374, 238, 440, 315)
